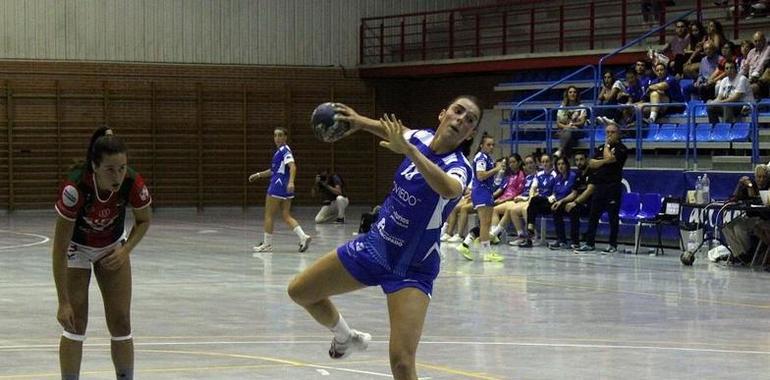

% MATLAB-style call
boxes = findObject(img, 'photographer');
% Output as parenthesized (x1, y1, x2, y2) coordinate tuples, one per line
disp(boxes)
(312, 169, 349, 224)
(723, 165, 770, 263)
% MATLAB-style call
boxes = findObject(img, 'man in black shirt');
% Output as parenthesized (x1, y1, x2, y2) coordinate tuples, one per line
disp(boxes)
(312, 169, 349, 223)
(549, 152, 594, 250)
(574, 122, 628, 254)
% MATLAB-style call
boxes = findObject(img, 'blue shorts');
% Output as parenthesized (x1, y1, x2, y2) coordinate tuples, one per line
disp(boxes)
(471, 186, 494, 209)
(267, 182, 294, 199)
(336, 237, 434, 297)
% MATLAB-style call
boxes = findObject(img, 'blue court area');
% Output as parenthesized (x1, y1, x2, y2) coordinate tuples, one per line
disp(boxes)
(1, 207, 769, 379)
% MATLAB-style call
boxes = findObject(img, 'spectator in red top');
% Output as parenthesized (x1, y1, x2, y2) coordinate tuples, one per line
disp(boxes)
(53, 126, 152, 380)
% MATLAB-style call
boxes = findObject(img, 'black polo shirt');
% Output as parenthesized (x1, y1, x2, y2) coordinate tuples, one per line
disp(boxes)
(573, 168, 591, 195)
(319, 174, 345, 204)
(589, 142, 628, 185)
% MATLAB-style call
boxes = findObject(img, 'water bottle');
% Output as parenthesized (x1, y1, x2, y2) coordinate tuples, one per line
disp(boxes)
(695, 175, 703, 204)
(687, 230, 698, 253)
(702, 174, 710, 203)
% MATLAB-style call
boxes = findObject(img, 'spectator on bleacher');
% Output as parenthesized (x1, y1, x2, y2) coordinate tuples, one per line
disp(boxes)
(645, 62, 685, 123)
(550, 152, 594, 250)
(683, 21, 707, 79)
(739, 31, 770, 99)
(610, 68, 646, 128)
(489, 155, 538, 244)
(737, 39, 754, 70)
(706, 20, 727, 56)
(691, 41, 723, 101)
(635, 60, 654, 90)
(723, 164, 770, 263)
(514, 154, 557, 248)
(707, 60, 754, 123)
(520, 156, 577, 249)
(574, 122, 628, 254)
(640, 0, 664, 29)
(597, 70, 622, 121)
(662, 20, 691, 75)
(555, 86, 587, 158)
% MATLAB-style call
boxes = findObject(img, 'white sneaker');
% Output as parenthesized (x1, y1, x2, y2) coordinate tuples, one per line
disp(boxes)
(328, 329, 371, 359)
(298, 236, 312, 253)
(253, 242, 272, 252)
(440, 233, 451, 242)
(447, 234, 462, 243)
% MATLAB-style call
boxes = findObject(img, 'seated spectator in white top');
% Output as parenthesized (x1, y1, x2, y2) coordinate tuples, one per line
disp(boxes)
(708, 61, 754, 124)
(739, 31, 770, 98)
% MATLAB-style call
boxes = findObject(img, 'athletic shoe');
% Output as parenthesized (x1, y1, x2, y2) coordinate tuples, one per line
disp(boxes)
(509, 236, 525, 246)
(573, 244, 595, 253)
(329, 329, 371, 359)
(253, 242, 272, 252)
(518, 239, 533, 248)
(483, 251, 504, 262)
(491, 234, 501, 245)
(298, 237, 312, 253)
(601, 245, 618, 255)
(440, 233, 451, 242)
(456, 244, 474, 261)
(447, 234, 463, 243)
(548, 241, 568, 250)
(570, 243, 581, 250)
(334, 217, 345, 224)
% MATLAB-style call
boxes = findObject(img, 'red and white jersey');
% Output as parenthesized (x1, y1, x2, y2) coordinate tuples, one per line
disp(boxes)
(55, 166, 151, 248)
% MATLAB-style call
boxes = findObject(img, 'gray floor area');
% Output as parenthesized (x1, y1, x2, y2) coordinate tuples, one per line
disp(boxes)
(1, 207, 770, 380)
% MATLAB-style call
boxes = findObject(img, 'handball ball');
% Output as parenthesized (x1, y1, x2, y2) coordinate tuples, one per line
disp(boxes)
(311, 102, 351, 143)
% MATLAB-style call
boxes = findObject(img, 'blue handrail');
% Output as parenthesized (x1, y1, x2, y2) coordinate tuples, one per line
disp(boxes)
(596, 9, 697, 100)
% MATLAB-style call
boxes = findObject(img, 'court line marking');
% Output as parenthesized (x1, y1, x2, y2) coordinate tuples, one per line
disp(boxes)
(0, 230, 50, 250)
(2, 339, 769, 356)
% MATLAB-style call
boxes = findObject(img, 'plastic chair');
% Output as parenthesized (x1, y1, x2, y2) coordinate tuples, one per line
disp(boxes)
(644, 123, 660, 141)
(729, 122, 750, 142)
(672, 124, 688, 142)
(619, 192, 641, 223)
(711, 122, 732, 141)
(594, 126, 606, 143)
(692, 123, 712, 142)
(654, 123, 677, 141)
(634, 193, 663, 255)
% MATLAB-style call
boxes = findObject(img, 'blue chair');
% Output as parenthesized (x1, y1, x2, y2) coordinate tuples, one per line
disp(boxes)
(644, 123, 660, 141)
(619, 192, 641, 223)
(672, 124, 688, 142)
(730, 122, 751, 142)
(594, 126, 606, 143)
(688, 100, 707, 117)
(711, 122, 732, 141)
(654, 123, 677, 141)
(634, 193, 663, 254)
(692, 123, 712, 142)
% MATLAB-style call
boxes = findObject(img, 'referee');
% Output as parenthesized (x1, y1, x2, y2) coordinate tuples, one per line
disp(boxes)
(574, 121, 628, 254)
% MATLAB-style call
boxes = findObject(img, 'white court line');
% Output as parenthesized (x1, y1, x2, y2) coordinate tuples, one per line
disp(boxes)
(0, 230, 50, 250)
(1, 339, 769, 356)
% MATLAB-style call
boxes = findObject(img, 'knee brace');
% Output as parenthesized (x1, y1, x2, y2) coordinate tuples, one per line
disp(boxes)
(62, 331, 86, 342)
(111, 334, 133, 341)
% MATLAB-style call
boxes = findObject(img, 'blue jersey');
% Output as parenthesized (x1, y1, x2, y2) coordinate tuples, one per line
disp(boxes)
(472, 152, 495, 190)
(534, 169, 557, 197)
(365, 129, 472, 278)
(650, 75, 684, 102)
(267, 144, 295, 198)
(520, 173, 536, 199)
(553, 171, 577, 200)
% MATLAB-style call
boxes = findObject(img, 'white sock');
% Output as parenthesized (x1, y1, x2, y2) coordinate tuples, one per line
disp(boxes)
(293, 226, 309, 240)
(490, 224, 502, 237)
(649, 111, 657, 122)
(263, 233, 272, 245)
(440, 222, 448, 236)
(481, 240, 491, 254)
(451, 234, 460, 240)
(330, 313, 352, 342)
(463, 234, 474, 246)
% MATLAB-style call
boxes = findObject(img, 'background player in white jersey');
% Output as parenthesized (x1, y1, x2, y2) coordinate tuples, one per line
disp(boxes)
(249, 127, 311, 253)
(288, 96, 481, 380)
(52, 127, 152, 380)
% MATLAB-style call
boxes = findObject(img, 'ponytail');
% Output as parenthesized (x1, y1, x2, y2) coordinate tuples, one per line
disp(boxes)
(85, 126, 126, 170)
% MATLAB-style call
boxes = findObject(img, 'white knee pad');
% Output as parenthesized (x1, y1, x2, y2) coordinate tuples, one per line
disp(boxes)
(62, 331, 86, 342)
(111, 334, 133, 341)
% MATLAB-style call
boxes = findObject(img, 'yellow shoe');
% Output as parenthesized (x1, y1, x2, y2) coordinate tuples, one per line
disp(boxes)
(491, 235, 501, 245)
(483, 251, 504, 262)
(456, 244, 474, 261)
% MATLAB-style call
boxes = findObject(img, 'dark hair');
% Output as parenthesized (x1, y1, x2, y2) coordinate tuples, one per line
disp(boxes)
(573, 150, 587, 158)
(708, 19, 723, 35)
(509, 153, 523, 172)
(451, 95, 484, 126)
(86, 126, 126, 170)
(625, 67, 638, 76)
(475, 132, 495, 154)
(556, 156, 571, 175)
(562, 86, 580, 106)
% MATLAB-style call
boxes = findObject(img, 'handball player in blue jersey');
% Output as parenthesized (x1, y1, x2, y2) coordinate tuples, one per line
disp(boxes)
(288, 96, 481, 380)
(249, 127, 311, 253)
